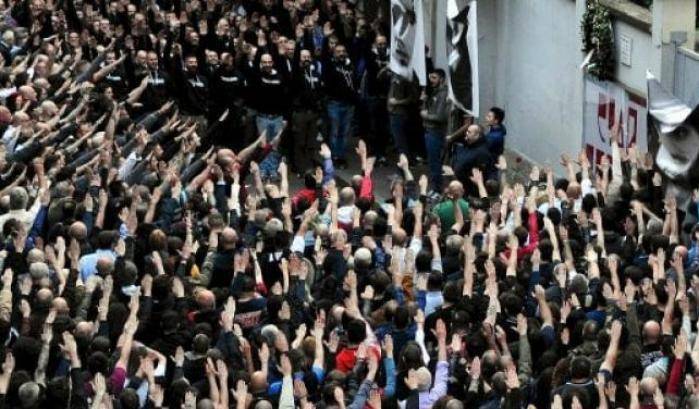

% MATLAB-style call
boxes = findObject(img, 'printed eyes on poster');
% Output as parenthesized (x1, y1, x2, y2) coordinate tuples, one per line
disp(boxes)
(389, 0, 426, 86)
(647, 71, 699, 183)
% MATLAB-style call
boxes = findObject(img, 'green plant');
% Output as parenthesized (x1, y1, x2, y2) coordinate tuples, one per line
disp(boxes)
(581, 0, 616, 81)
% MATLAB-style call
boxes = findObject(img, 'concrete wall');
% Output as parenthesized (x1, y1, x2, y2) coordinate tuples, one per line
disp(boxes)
(477, 0, 586, 169)
(675, 47, 699, 108)
(614, 19, 658, 94)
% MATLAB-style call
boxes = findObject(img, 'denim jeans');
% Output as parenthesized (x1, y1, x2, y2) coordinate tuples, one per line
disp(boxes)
(390, 112, 410, 155)
(259, 151, 282, 181)
(256, 114, 284, 141)
(326, 100, 353, 159)
(424, 128, 446, 192)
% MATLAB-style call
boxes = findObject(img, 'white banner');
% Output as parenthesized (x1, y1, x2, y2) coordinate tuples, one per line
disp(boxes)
(412, 0, 426, 86)
(446, 0, 479, 116)
(390, 0, 426, 85)
(583, 76, 648, 163)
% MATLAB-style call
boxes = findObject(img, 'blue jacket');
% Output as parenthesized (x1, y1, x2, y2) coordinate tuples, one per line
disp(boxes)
(486, 124, 507, 157)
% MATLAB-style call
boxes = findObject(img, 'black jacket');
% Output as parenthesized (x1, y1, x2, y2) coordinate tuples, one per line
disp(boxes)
(323, 58, 357, 103)
(247, 68, 288, 115)
(452, 137, 494, 194)
(364, 49, 390, 97)
(141, 70, 173, 113)
(209, 66, 247, 121)
(292, 63, 323, 110)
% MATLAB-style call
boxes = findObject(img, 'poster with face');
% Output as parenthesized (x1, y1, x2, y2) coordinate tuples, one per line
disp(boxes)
(648, 71, 699, 205)
(390, 0, 426, 84)
(446, 0, 478, 116)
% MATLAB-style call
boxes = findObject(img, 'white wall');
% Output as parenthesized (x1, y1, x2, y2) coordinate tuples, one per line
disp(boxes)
(614, 19, 658, 94)
(477, 0, 586, 168)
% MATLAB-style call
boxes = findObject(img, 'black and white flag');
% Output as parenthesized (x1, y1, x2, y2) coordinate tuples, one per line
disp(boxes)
(390, 0, 426, 85)
(446, 0, 479, 116)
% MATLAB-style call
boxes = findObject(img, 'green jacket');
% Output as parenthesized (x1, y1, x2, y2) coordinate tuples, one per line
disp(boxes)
(432, 199, 469, 229)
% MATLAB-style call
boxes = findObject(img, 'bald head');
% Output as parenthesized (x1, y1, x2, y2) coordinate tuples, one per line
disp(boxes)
(76, 321, 94, 337)
(465, 124, 481, 144)
(643, 321, 661, 344)
(36, 288, 53, 304)
(447, 181, 464, 199)
(250, 371, 268, 393)
(339, 187, 355, 206)
(18, 85, 37, 101)
(196, 289, 215, 310)
(51, 297, 69, 314)
(96, 257, 114, 276)
(69, 221, 88, 240)
(254, 401, 273, 409)
(220, 227, 237, 249)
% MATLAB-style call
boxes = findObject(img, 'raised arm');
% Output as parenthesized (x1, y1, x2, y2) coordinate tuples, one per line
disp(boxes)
(471, 168, 488, 199)
(599, 320, 622, 373)
(92, 54, 126, 83)
(534, 285, 554, 329)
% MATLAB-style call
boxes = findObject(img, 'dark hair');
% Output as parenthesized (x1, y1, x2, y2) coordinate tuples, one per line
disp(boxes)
(240, 274, 255, 293)
(393, 306, 410, 329)
(119, 388, 140, 409)
(570, 356, 591, 379)
(346, 319, 366, 344)
(96, 230, 118, 250)
(442, 281, 460, 304)
(489, 107, 505, 123)
(87, 351, 110, 375)
(501, 292, 523, 317)
(398, 342, 424, 371)
(427, 273, 443, 291)
(430, 68, 446, 78)
(415, 250, 433, 273)
(304, 171, 316, 189)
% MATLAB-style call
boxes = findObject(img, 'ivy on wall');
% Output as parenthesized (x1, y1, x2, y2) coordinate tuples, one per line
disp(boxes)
(581, 0, 616, 81)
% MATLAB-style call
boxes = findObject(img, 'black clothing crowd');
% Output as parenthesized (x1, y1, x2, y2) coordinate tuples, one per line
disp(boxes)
(0, 0, 695, 409)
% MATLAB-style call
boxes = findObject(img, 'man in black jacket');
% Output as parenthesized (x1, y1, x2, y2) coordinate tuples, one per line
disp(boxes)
(323, 43, 356, 167)
(209, 52, 247, 151)
(291, 49, 322, 174)
(165, 39, 209, 122)
(451, 124, 493, 197)
(362, 34, 391, 163)
(249, 53, 287, 142)
(141, 51, 172, 114)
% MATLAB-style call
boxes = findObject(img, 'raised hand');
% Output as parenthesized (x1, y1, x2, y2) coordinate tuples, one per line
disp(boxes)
(231, 379, 248, 403)
(355, 140, 367, 158)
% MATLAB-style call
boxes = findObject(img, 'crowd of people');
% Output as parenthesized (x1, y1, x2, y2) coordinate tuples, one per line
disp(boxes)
(0, 0, 696, 409)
